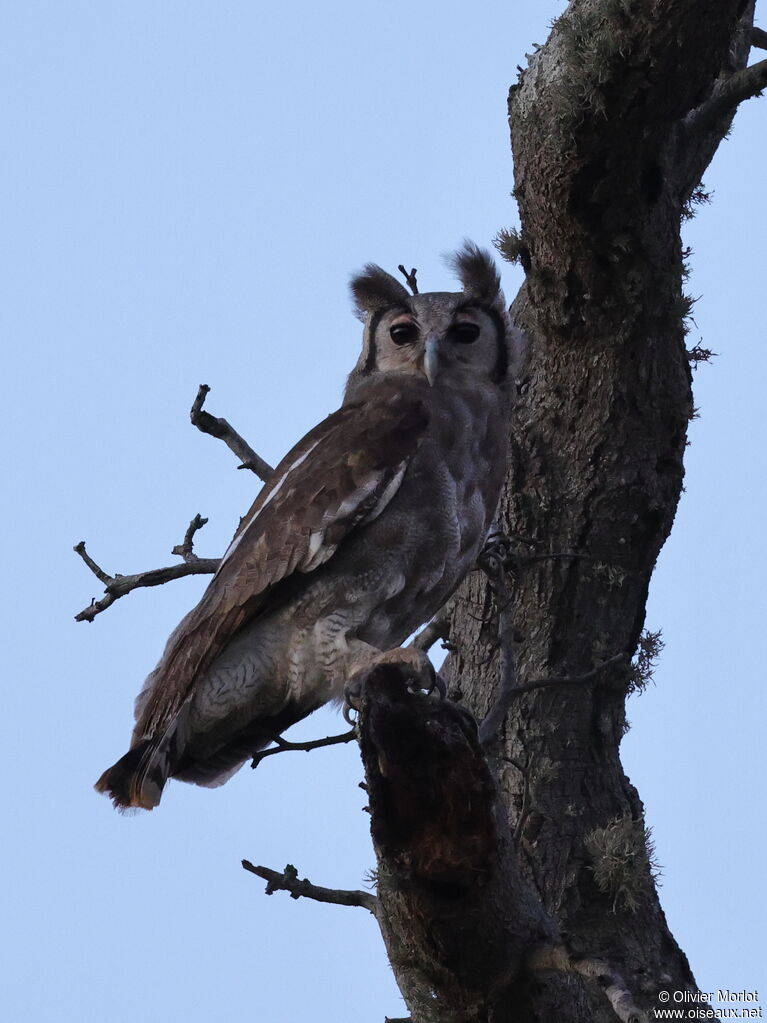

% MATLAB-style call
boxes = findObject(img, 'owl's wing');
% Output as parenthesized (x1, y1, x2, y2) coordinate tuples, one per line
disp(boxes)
(134, 385, 430, 738)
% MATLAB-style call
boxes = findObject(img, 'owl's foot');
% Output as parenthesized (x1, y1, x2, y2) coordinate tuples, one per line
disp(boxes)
(343, 646, 444, 722)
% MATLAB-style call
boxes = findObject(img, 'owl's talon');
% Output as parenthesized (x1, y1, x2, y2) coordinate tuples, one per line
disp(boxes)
(345, 646, 439, 710)
(380, 646, 438, 698)
(343, 679, 363, 723)
(412, 669, 447, 700)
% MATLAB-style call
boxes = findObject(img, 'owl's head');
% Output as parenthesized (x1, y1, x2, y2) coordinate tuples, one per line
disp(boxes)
(345, 242, 521, 402)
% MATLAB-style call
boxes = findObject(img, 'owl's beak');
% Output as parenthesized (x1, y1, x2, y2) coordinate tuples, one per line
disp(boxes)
(424, 337, 440, 386)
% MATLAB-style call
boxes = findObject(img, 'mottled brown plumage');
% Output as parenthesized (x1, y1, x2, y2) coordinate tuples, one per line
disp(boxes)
(96, 242, 518, 810)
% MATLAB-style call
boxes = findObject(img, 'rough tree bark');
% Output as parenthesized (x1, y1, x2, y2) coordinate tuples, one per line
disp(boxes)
(355, 2, 763, 1021)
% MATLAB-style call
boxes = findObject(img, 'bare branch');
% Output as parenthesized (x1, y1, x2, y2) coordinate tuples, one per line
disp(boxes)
(397, 265, 419, 295)
(73, 523, 220, 623)
(409, 614, 450, 653)
(511, 653, 629, 697)
(250, 728, 357, 768)
(73, 541, 112, 586)
(518, 552, 588, 565)
(571, 958, 647, 1023)
(357, 660, 557, 1014)
(527, 948, 647, 1023)
(685, 58, 767, 135)
(170, 513, 209, 563)
(752, 26, 767, 50)
(75, 383, 272, 622)
(476, 533, 628, 743)
(190, 384, 274, 480)
(241, 861, 378, 915)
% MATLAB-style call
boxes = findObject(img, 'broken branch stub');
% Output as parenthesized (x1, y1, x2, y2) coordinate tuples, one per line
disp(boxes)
(356, 661, 556, 1021)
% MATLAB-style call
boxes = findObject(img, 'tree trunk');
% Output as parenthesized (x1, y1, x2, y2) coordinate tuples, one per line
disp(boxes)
(360, 2, 760, 1019)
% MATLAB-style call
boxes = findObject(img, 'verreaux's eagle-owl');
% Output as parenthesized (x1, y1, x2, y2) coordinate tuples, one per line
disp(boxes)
(96, 243, 517, 810)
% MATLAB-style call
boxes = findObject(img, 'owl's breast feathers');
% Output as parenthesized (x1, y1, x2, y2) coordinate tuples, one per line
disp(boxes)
(350, 374, 509, 644)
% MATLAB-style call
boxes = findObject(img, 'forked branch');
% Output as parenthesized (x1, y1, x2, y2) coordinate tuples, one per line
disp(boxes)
(171, 513, 210, 563)
(73, 518, 219, 623)
(75, 388, 274, 620)
(685, 58, 767, 135)
(397, 265, 419, 295)
(250, 728, 357, 768)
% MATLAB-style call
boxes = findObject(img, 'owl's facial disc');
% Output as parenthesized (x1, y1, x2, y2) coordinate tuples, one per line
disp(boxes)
(385, 308, 490, 385)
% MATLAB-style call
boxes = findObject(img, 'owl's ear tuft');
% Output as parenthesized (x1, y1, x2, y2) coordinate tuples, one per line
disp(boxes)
(447, 241, 503, 304)
(350, 265, 411, 321)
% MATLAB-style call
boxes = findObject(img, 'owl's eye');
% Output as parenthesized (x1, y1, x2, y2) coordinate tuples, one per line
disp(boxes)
(449, 322, 480, 344)
(390, 321, 419, 345)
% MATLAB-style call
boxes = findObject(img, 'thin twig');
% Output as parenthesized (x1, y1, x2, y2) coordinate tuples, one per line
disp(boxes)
(477, 532, 626, 743)
(170, 513, 209, 563)
(476, 531, 519, 746)
(518, 551, 588, 565)
(76, 384, 271, 620)
(241, 862, 378, 914)
(250, 728, 357, 768)
(74, 542, 112, 585)
(397, 264, 419, 295)
(73, 523, 220, 623)
(685, 58, 767, 135)
(478, 563, 518, 746)
(190, 384, 274, 480)
(481, 653, 628, 739)
(515, 653, 628, 696)
(409, 614, 450, 652)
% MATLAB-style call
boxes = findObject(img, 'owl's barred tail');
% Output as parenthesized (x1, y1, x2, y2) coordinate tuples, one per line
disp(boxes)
(94, 741, 162, 810)
(95, 712, 188, 811)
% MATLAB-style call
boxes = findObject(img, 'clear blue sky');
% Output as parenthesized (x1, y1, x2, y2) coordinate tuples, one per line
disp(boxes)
(3, 3, 764, 1020)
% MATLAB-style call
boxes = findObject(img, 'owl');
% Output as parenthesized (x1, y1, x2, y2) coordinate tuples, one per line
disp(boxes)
(96, 243, 516, 810)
